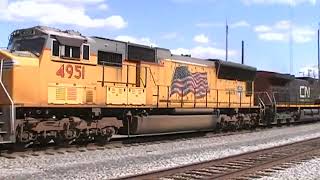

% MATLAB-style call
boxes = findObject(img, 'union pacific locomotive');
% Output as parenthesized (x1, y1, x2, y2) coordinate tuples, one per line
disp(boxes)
(0, 26, 320, 146)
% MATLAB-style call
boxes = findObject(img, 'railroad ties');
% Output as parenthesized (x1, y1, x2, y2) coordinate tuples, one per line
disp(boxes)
(0, 132, 206, 159)
(119, 137, 320, 180)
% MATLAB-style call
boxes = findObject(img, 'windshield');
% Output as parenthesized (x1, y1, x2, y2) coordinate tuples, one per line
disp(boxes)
(8, 37, 45, 57)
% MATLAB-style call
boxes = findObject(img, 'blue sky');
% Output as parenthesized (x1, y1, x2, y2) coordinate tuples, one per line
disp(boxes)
(0, 0, 319, 76)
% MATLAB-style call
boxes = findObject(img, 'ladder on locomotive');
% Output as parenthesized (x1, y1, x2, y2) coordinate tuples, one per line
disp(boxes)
(258, 92, 277, 125)
(0, 58, 15, 143)
(0, 110, 6, 141)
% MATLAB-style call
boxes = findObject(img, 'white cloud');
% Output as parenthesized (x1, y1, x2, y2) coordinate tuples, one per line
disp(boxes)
(115, 35, 158, 47)
(33, 0, 105, 3)
(196, 20, 250, 28)
(98, 3, 108, 11)
(171, 46, 237, 59)
(193, 34, 209, 43)
(172, 0, 217, 3)
(0, 0, 7, 9)
(293, 27, 315, 43)
(172, 0, 194, 3)
(0, 0, 127, 29)
(258, 32, 286, 41)
(230, 20, 250, 28)
(242, 0, 316, 6)
(162, 32, 178, 39)
(254, 25, 272, 32)
(274, 20, 291, 30)
(196, 22, 224, 28)
(254, 20, 316, 43)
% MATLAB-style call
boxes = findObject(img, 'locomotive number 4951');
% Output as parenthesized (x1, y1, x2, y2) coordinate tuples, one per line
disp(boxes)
(56, 64, 85, 79)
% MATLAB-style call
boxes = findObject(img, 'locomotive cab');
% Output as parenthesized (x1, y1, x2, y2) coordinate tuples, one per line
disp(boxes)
(0, 27, 48, 105)
(0, 27, 49, 143)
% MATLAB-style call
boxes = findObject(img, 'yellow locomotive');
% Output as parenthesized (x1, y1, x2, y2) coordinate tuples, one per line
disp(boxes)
(0, 26, 319, 146)
(0, 26, 257, 145)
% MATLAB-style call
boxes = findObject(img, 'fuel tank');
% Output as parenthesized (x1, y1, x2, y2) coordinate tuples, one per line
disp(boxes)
(299, 109, 320, 121)
(121, 114, 218, 135)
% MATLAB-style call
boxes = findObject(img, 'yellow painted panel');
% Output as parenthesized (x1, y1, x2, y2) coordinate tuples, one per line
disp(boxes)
(85, 87, 96, 104)
(106, 86, 127, 105)
(48, 84, 85, 105)
(128, 87, 146, 105)
(48, 86, 65, 104)
(65, 87, 84, 104)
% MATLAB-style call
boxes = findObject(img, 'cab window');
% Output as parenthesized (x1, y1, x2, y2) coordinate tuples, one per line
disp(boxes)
(10, 37, 46, 57)
(64, 45, 80, 59)
(52, 40, 59, 56)
(98, 50, 122, 67)
(83, 44, 90, 60)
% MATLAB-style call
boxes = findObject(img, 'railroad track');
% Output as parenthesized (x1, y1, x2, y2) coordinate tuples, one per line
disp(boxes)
(0, 130, 256, 159)
(0, 123, 312, 160)
(119, 137, 320, 180)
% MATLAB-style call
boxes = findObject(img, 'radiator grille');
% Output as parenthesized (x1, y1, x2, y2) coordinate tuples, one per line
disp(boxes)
(86, 90, 94, 103)
(56, 87, 66, 101)
(67, 87, 77, 101)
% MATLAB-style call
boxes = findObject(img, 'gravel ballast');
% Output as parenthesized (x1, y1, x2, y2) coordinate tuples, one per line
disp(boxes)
(2, 123, 320, 179)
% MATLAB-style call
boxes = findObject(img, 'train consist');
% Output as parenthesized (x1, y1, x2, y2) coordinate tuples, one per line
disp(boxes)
(0, 26, 320, 146)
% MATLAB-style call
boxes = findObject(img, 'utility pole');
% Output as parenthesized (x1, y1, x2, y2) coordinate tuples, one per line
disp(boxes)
(289, 5, 293, 74)
(225, 20, 229, 62)
(241, 40, 244, 65)
(318, 23, 320, 83)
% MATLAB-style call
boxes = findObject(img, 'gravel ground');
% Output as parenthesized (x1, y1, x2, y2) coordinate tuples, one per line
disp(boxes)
(260, 158, 320, 180)
(2, 123, 320, 180)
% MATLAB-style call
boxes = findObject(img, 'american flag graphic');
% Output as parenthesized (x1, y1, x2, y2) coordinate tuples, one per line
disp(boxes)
(170, 66, 209, 98)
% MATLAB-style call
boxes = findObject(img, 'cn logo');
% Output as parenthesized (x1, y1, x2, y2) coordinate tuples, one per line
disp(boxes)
(300, 86, 311, 98)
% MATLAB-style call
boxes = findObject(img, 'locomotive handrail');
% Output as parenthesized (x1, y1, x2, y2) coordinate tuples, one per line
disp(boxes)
(155, 85, 254, 109)
(271, 92, 277, 114)
(265, 92, 273, 106)
(139, 77, 146, 87)
(272, 92, 277, 105)
(258, 96, 265, 109)
(147, 67, 157, 86)
(0, 59, 15, 134)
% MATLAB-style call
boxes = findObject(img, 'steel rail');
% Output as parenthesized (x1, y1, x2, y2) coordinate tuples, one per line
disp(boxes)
(117, 137, 320, 180)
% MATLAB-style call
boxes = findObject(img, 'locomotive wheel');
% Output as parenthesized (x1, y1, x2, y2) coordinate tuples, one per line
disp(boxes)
(235, 121, 242, 130)
(16, 131, 31, 143)
(37, 136, 51, 146)
(286, 118, 291, 126)
(96, 127, 116, 144)
(54, 135, 71, 146)
(57, 129, 79, 145)
(12, 143, 27, 151)
(16, 129, 36, 145)
(250, 119, 256, 129)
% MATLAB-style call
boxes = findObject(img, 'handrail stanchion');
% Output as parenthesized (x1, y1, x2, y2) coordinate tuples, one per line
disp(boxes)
(216, 89, 219, 108)
(194, 88, 196, 108)
(157, 85, 159, 108)
(240, 91, 242, 108)
(229, 90, 231, 108)
(250, 93, 252, 108)
(205, 89, 208, 108)
(102, 62, 105, 87)
(126, 64, 129, 86)
(181, 88, 184, 108)
(167, 86, 169, 108)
